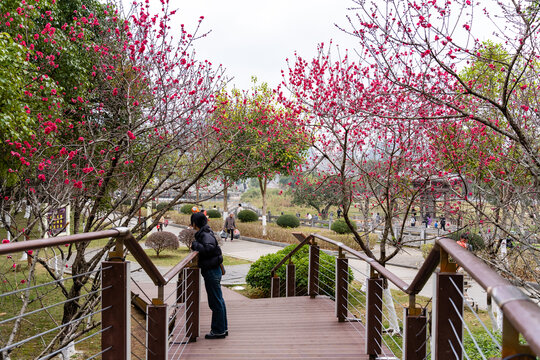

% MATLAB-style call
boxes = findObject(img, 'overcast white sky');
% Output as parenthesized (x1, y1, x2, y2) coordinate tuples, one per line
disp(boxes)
(174, 0, 360, 91)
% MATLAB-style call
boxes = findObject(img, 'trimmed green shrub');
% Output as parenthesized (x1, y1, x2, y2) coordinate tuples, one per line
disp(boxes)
(207, 209, 221, 218)
(246, 244, 353, 297)
(331, 219, 357, 234)
(276, 214, 300, 228)
(145, 231, 179, 257)
(238, 209, 258, 222)
(447, 230, 485, 251)
(180, 204, 196, 214)
(156, 202, 169, 212)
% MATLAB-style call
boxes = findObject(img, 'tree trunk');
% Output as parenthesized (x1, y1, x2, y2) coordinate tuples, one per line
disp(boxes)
(259, 177, 268, 236)
(322, 204, 332, 220)
(223, 181, 228, 220)
(383, 286, 400, 335)
(196, 181, 200, 202)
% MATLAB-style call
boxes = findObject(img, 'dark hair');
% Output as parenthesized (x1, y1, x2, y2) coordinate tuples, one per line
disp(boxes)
(190, 212, 208, 229)
(460, 233, 469, 240)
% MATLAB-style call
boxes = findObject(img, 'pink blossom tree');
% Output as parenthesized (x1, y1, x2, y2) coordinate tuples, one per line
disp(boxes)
(0, 0, 247, 354)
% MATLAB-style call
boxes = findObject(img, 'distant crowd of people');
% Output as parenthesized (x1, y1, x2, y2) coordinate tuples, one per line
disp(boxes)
(369, 209, 450, 232)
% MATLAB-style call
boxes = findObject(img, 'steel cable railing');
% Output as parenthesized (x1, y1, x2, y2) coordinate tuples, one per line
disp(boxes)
(0, 305, 111, 354)
(36, 326, 112, 360)
(449, 276, 502, 351)
(0, 266, 109, 300)
(131, 275, 153, 303)
(447, 276, 503, 360)
(0, 258, 110, 359)
(168, 302, 192, 339)
(86, 345, 113, 359)
(372, 300, 404, 356)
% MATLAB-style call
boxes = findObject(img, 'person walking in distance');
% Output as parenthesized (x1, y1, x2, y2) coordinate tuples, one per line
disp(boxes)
(224, 213, 236, 241)
(440, 216, 446, 231)
(190, 212, 228, 339)
(157, 216, 165, 231)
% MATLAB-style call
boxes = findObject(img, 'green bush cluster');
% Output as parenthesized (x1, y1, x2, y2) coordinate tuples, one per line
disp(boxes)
(246, 244, 353, 297)
(447, 230, 485, 251)
(156, 202, 169, 212)
(331, 219, 357, 234)
(238, 209, 258, 222)
(276, 214, 300, 228)
(206, 209, 221, 218)
(180, 204, 196, 214)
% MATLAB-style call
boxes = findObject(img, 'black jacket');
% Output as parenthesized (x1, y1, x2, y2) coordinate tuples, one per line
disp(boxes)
(191, 225, 223, 270)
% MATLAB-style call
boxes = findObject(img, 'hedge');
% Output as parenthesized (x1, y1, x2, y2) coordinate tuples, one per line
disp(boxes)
(180, 204, 196, 214)
(246, 244, 353, 297)
(156, 202, 169, 212)
(276, 214, 300, 228)
(331, 219, 357, 234)
(207, 209, 221, 218)
(238, 209, 258, 222)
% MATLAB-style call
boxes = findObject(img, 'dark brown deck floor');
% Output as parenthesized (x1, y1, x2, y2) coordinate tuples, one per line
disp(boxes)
(131, 283, 393, 359)
(171, 294, 375, 359)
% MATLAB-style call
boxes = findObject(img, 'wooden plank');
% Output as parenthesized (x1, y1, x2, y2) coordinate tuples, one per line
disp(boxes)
(170, 296, 391, 359)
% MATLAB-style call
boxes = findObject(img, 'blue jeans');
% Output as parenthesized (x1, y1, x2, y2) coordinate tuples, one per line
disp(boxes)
(201, 267, 227, 334)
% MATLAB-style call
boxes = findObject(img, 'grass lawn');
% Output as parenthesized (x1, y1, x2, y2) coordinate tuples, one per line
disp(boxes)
(0, 259, 102, 359)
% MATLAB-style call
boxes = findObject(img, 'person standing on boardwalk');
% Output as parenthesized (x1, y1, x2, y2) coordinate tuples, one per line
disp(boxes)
(190, 212, 228, 339)
(224, 213, 236, 241)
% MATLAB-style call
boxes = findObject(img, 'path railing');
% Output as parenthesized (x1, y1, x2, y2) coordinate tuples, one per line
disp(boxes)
(0, 228, 200, 360)
(270, 232, 540, 359)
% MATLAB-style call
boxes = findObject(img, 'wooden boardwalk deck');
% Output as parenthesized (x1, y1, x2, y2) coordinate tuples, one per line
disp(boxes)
(169, 288, 374, 359)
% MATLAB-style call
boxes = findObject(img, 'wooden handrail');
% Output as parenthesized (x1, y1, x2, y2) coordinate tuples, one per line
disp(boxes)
(270, 235, 313, 276)
(123, 234, 167, 286)
(0, 227, 199, 287)
(0, 228, 123, 255)
(163, 252, 198, 283)
(310, 234, 409, 291)
(406, 242, 441, 295)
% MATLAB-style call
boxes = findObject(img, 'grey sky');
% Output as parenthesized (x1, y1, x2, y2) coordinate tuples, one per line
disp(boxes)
(176, 0, 360, 90)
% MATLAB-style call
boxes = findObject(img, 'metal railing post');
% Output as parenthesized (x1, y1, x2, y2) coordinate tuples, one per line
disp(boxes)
(335, 253, 348, 322)
(286, 262, 296, 297)
(308, 244, 319, 298)
(271, 276, 280, 298)
(404, 296, 427, 360)
(366, 272, 383, 358)
(434, 248, 463, 359)
(185, 267, 200, 342)
(102, 254, 130, 359)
